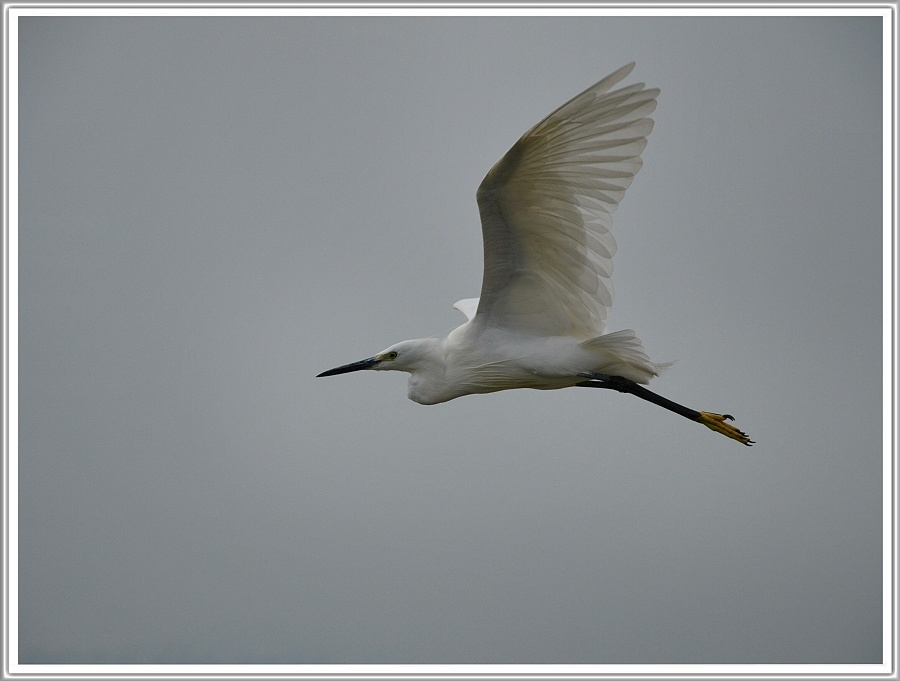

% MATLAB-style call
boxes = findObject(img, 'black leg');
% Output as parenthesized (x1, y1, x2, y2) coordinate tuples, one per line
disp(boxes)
(576, 373, 753, 446)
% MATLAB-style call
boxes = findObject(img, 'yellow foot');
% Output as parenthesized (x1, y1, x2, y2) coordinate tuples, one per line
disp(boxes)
(698, 412, 754, 446)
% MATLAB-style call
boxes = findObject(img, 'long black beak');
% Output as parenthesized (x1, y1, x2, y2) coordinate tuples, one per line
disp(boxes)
(317, 356, 381, 377)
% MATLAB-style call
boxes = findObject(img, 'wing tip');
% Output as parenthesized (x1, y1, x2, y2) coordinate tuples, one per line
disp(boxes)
(595, 62, 637, 92)
(452, 298, 479, 321)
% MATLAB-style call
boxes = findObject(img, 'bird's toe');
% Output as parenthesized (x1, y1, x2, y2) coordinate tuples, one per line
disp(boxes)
(698, 411, 754, 446)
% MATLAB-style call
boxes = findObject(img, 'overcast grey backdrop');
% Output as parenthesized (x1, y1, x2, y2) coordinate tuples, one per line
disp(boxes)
(17, 16, 884, 664)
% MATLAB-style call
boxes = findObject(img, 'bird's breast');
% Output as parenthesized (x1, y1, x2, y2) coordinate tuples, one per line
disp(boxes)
(406, 373, 458, 405)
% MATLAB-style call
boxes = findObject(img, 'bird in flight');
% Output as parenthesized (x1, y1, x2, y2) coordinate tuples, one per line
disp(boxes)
(318, 63, 752, 446)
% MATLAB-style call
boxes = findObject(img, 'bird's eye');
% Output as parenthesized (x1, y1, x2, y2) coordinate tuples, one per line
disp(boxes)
(386, 351, 398, 360)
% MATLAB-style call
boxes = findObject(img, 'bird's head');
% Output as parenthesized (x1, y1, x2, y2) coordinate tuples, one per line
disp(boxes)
(316, 338, 439, 378)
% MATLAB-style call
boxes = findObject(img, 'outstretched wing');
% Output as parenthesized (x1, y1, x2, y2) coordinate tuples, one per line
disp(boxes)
(473, 63, 658, 338)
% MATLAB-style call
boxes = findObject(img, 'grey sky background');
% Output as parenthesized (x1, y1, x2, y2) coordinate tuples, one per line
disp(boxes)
(17, 15, 884, 665)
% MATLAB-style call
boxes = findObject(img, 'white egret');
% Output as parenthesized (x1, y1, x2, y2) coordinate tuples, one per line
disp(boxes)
(318, 63, 752, 445)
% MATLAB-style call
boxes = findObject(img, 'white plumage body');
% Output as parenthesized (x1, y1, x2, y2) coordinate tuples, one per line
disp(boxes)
(394, 321, 658, 406)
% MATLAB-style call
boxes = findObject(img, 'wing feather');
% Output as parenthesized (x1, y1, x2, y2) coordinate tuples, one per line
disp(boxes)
(473, 63, 658, 338)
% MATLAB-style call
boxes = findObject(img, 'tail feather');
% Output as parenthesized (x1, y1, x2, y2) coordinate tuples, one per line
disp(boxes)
(579, 329, 672, 384)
